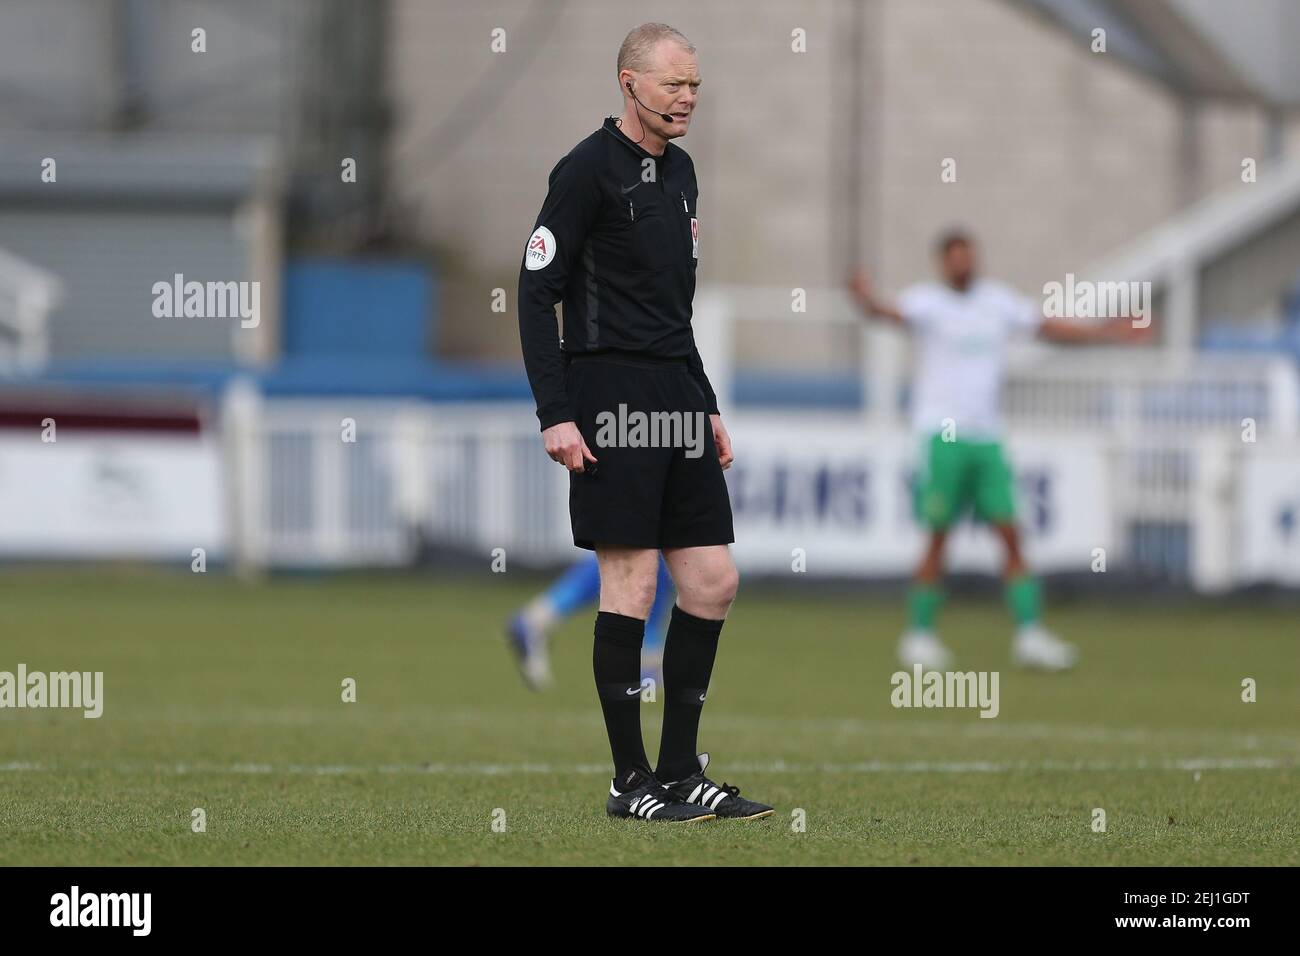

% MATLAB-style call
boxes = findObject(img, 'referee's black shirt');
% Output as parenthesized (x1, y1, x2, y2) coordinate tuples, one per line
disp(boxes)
(518, 117, 718, 431)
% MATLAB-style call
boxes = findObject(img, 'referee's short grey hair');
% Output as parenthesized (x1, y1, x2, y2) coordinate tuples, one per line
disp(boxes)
(617, 23, 694, 76)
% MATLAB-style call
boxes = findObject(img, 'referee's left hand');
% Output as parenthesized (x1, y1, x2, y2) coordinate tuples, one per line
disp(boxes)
(711, 414, 733, 471)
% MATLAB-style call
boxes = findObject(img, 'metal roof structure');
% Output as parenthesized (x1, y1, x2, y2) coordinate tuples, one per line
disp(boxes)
(1011, 0, 1300, 105)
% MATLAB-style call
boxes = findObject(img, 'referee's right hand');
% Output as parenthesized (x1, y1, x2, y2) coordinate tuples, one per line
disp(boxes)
(542, 421, 598, 473)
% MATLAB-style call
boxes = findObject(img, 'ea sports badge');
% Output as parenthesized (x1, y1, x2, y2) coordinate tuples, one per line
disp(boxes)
(524, 226, 556, 270)
(690, 217, 699, 259)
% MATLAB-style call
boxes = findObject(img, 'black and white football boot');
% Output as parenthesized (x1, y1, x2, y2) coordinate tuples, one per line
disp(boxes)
(661, 753, 774, 820)
(606, 767, 716, 823)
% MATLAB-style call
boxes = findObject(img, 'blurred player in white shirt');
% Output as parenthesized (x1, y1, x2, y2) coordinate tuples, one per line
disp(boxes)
(849, 230, 1149, 671)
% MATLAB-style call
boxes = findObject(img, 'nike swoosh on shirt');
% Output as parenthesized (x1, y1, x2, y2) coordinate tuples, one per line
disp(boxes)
(620, 182, 641, 194)
(626, 687, 642, 696)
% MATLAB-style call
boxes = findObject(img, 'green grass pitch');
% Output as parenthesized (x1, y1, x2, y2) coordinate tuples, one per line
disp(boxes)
(1, 568, 1297, 866)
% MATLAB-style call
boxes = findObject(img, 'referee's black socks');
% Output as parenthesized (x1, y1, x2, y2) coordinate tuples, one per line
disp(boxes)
(656, 605, 725, 783)
(593, 611, 652, 779)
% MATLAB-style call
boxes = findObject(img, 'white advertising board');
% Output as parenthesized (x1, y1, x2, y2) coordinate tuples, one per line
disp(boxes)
(1235, 448, 1300, 586)
(0, 432, 227, 559)
(725, 416, 1110, 577)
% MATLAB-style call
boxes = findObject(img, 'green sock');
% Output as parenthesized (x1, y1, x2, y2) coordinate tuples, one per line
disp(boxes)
(1005, 575, 1041, 627)
(907, 584, 943, 631)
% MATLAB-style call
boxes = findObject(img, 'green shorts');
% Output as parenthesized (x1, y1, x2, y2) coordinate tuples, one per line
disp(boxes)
(913, 433, 1017, 528)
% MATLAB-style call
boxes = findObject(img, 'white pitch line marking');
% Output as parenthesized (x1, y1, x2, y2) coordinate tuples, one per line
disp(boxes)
(1, 756, 1295, 776)
(75, 709, 1300, 752)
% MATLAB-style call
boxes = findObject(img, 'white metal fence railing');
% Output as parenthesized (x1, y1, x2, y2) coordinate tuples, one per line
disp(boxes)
(222, 286, 1300, 589)
(224, 402, 1292, 590)
(223, 385, 569, 571)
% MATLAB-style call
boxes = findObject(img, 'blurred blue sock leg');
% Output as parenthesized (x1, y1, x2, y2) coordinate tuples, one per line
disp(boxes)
(543, 554, 603, 617)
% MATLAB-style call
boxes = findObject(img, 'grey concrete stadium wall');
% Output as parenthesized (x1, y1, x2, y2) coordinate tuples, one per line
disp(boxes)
(386, 0, 1293, 367)
(1, 0, 1292, 367)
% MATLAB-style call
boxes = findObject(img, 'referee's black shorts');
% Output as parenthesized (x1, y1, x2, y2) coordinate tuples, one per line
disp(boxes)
(565, 352, 734, 551)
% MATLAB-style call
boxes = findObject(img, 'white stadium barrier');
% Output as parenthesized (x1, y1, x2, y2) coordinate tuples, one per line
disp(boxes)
(221, 285, 1300, 591)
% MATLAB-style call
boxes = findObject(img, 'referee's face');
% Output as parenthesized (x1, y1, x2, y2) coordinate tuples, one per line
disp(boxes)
(634, 41, 701, 140)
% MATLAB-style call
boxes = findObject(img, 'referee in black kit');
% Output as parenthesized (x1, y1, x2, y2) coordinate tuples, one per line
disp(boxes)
(517, 23, 772, 823)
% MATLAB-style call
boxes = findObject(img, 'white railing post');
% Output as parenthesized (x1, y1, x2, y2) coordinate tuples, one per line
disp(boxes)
(862, 324, 903, 426)
(314, 416, 344, 562)
(1265, 357, 1300, 439)
(0, 247, 60, 370)
(692, 286, 733, 413)
(221, 376, 265, 578)
(1190, 435, 1235, 593)
(391, 402, 431, 540)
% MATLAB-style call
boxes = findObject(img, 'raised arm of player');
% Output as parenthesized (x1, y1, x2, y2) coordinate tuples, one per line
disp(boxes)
(1038, 315, 1154, 345)
(846, 267, 907, 325)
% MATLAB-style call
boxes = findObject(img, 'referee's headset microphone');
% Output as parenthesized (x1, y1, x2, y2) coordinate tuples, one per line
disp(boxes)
(625, 80, 675, 145)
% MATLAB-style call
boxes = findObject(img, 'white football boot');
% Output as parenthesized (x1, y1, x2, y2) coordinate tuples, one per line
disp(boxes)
(1011, 624, 1079, 672)
(506, 611, 553, 691)
(897, 629, 954, 672)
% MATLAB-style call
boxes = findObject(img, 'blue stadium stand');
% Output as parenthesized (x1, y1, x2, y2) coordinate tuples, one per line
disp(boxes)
(1199, 273, 1300, 361)
(0, 257, 873, 410)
